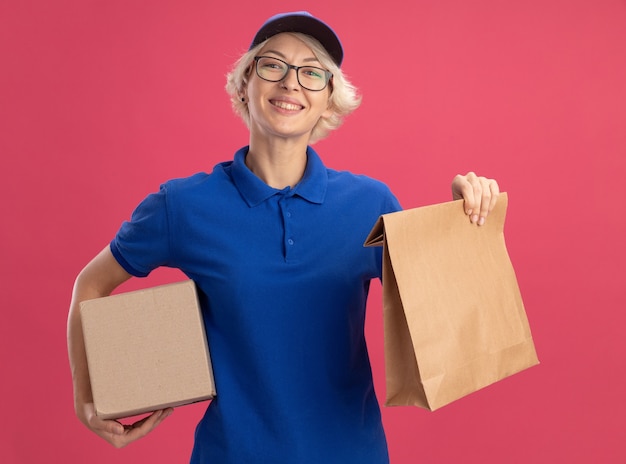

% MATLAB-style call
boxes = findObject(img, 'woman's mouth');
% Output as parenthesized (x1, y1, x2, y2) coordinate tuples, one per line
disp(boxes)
(270, 100, 304, 111)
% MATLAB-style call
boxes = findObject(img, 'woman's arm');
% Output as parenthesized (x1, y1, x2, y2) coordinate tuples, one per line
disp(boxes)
(67, 246, 172, 448)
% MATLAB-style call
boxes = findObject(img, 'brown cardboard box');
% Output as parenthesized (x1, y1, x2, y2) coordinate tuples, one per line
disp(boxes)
(80, 280, 216, 420)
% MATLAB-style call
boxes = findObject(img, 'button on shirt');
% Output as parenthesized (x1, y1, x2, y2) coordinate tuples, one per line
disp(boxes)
(111, 146, 402, 463)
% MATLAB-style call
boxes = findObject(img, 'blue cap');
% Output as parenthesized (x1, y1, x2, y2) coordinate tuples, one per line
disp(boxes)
(250, 11, 344, 66)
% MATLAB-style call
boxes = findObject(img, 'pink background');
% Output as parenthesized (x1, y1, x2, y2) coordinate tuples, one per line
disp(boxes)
(2, 1, 625, 462)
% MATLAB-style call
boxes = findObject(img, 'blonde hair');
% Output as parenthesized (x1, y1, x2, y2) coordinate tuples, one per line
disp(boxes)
(225, 32, 362, 144)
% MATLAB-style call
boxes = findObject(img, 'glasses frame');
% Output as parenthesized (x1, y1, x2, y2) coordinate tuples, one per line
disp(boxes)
(253, 56, 333, 92)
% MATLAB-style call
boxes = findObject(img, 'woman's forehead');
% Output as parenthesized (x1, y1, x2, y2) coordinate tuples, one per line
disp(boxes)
(260, 33, 318, 59)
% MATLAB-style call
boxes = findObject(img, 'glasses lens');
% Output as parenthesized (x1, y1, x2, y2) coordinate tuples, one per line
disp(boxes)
(256, 57, 288, 82)
(255, 57, 330, 91)
(297, 66, 328, 91)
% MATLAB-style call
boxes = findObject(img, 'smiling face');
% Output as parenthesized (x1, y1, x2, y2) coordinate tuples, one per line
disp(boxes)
(244, 33, 333, 145)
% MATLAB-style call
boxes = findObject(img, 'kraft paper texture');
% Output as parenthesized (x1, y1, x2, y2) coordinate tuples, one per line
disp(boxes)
(365, 193, 538, 411)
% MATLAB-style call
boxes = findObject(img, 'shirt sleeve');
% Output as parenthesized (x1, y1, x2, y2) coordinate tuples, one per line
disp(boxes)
(110, 184, 172, 277)
(384, 188, 402, 215)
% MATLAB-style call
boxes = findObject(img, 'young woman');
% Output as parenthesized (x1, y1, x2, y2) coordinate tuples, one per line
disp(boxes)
(67, 11, 499, 463)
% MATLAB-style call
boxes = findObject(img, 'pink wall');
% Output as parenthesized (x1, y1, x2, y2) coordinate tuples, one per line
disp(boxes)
(2, 1, 625, 462)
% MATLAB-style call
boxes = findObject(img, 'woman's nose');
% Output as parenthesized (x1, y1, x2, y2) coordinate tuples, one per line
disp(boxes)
(280, 67, 300, 90)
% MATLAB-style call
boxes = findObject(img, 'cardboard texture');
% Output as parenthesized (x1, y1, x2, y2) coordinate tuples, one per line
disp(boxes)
(364, 192, 538, 411)
(80, 280, 216, 420)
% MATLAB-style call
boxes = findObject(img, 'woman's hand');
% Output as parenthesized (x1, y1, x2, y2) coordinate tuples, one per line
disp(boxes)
(79, 401, 173, 448)
(451, 172, 500, 226)
(68, 246, 172, 448)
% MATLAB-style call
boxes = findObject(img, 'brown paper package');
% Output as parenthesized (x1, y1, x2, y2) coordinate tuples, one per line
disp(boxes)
(365, 192, 538, 411)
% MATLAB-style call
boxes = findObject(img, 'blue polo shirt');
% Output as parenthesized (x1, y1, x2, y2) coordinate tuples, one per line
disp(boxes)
(111, 146, 401, 463)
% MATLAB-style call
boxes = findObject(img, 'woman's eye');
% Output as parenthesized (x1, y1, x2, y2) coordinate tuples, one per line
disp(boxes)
(303, 68, 323, 79)
(260, 59, 283, 70)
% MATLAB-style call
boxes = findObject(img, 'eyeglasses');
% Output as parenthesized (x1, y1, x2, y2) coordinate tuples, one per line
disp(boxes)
(253, 56, 333, 92)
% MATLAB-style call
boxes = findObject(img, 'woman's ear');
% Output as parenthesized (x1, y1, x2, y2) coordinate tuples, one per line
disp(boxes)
(238, 84, 248, 103)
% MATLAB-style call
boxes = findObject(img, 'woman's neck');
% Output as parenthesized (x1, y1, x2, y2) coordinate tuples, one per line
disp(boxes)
(246, 136, 309, 189)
